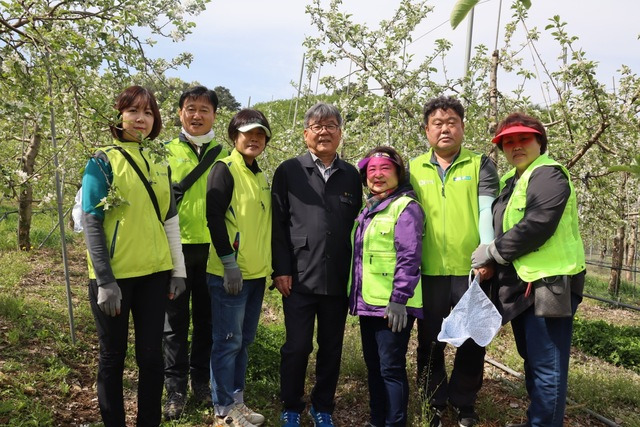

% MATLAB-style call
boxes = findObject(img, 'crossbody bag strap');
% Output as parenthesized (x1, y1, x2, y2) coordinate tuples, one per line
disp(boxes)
(177, 144, 223, 193)
(113, 146, 164, 224)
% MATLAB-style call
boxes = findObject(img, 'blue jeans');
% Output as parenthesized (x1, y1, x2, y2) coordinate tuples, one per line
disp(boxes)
(360, 315, 415, 427)
(207, 274, 265, 411)
(510, 292, 581, 427)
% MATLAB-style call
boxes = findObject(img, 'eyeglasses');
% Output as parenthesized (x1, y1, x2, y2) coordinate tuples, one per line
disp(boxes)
(307, 124, 340, 134)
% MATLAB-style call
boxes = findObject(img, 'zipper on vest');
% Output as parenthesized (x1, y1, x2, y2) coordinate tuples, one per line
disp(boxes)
(110, 220, 120, 258)
(233, 232, 240, 260)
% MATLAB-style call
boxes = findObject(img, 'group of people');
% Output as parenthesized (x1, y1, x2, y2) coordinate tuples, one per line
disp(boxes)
(82, 85, 585, 427)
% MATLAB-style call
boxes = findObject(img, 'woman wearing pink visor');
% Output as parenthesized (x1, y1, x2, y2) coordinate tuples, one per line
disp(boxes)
(471, 113, 586, 427)
(348, 146, 425, 427)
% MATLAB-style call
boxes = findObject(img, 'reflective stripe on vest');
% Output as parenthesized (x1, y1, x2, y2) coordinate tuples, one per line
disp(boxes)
(410, 148, 481, 275)
(501, 154, 586, 282)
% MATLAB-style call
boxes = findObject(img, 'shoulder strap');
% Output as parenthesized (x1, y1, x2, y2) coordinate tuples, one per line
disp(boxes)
(113, 146, 163, 224)
(175, 144, 223, 195)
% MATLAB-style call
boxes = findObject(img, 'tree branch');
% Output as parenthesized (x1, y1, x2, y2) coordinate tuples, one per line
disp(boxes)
(566, 120, 609, 169)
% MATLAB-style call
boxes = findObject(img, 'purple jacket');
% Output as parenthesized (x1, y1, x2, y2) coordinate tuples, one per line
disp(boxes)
(348, 185, 424, 319)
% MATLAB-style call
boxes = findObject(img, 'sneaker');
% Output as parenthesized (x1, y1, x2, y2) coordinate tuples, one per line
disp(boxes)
(227, 405, 259, 427)
(428, 405, 444, 427)
(191, 380, 213, 405)
(505, 423, 528, 427)
(310, 406, 334, 427)
(163, 391, 186, 420)
(213, 416, 234, 427)
(235, 403, 265, 425)
(280, 410, 301, 426)
(455, 406, 478, 427)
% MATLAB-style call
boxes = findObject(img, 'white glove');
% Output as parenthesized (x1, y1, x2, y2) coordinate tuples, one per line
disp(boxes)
(384, 301, 408, 333)
(169, 277, 186, 300)
(97, 282, 122, 317)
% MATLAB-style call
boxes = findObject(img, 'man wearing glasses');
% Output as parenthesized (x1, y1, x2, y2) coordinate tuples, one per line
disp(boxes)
(271, 103, 362, 427)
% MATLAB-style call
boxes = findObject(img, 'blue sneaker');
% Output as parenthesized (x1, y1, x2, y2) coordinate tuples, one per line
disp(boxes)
(310, 406, 334, 426)
(281, 410, 301, 426)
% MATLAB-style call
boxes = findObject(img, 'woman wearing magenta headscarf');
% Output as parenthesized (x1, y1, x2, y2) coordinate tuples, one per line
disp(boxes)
(349, 146, 424, 427)
(471, 113, 586, 427)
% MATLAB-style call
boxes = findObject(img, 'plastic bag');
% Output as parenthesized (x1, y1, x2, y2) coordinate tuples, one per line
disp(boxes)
(437, 271, 502, 347)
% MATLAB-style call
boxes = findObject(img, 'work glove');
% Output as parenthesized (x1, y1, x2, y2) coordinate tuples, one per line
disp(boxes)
(169, 277, 186, 300)
(471, 242, 495, 268)
(221, 254, 243, 295)
(97, 281, 122, 317)
(384, 301, 408, 333)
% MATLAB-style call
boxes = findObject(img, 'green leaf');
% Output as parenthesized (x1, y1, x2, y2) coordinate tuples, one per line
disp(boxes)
(450, 0, 479, 30)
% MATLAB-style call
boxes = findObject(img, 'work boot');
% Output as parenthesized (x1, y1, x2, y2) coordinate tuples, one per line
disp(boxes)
(163, 391, 186, 420)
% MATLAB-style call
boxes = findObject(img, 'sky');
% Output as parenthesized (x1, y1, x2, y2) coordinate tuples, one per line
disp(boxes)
(149, 0, 640, 107)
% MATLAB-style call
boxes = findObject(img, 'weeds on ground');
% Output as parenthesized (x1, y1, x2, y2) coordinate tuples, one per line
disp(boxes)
(2, 243, 640, 425)
(0, 207, 79, 251)
(583, 272, 640, 306)
(569, 355, 640, 426)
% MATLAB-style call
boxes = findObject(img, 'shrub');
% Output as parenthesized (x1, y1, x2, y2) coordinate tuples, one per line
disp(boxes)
(573, 316, 640, 372)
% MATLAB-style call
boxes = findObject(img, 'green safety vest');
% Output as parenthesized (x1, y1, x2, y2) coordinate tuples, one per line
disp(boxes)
(352, 195, 423, 308)
(206, 149, 272, 279)
(165, 137, 229, 244)
(501, 154, 585, 282)
(87, 141, 172, 279)
(409, 148, 482, 275)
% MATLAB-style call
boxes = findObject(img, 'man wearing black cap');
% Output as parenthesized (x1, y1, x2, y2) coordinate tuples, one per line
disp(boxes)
(409, 96, 499, 427)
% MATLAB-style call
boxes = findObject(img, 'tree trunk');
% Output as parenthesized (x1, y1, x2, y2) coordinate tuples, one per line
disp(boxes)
(17, 123, 41, 251)
(608, 225, 625, 295)
(625, 217, 637, 282)
(600, 238, 607, 262)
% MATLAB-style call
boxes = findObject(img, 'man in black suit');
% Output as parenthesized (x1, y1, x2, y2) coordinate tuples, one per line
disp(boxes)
(271, 102, 362, 426)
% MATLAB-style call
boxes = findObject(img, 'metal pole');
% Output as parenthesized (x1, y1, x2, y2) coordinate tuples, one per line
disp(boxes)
(292, 53, 305, 131)
(463, 7, 475, 76)
(315, 65, 322, 95)
(493, 0, 503, 52)
(634, 204, 639, 295)
(45, 53, 76, 345)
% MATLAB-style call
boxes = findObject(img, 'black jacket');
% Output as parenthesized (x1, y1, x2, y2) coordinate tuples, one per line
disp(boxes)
(271, 152, 362, 296)
(493, 165, 585, 323)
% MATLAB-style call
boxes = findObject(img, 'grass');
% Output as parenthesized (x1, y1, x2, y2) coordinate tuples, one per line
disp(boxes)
(1, 232, 639, 425)
(0, 206, 80, 251)
(583, 259, 640, 306)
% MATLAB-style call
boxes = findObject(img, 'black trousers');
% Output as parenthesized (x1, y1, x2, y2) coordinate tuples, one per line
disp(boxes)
(163, 243, 212, 393)
(280, 291, 348, 414)
(89, 271, 170, 427)
(416, 275, 486, 408)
